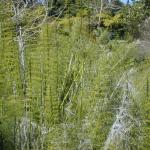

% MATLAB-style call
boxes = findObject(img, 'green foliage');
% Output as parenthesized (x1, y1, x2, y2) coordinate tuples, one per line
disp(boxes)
(0, 0, 150, 150)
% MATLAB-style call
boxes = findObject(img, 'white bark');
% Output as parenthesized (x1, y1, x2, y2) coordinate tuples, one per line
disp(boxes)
(104, 69, 137, 150)
(11, 1, 49, 149)
(12, 0, 48, 94)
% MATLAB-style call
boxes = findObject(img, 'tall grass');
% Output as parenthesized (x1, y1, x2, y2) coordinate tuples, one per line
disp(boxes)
(0, 6, 150, 149)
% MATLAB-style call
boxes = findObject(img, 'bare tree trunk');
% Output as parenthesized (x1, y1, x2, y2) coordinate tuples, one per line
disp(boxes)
(98, 0, 103, 26)
(18, 26, 26, 95)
